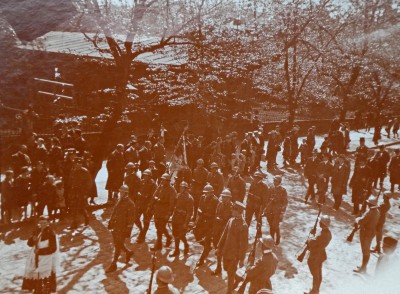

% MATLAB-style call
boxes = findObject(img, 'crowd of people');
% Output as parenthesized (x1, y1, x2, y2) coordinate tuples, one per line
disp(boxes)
(1, 116, 400, 294)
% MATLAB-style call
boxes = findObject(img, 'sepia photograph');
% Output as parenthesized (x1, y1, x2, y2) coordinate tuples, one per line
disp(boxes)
(0, 0, 399, 293)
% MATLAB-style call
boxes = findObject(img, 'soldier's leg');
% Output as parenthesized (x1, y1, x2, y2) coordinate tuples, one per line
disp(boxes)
(107, 232, 123, 272)
(373, 227, 383, 253)
(192, 193, 201, 221)
(182, 233, 189, 254)
(138, 211, 152, 242)
(107, 190, 113, 202)
(245, 204, 254, 227)
(224, 259, 238, 294)
(153, 218, 164, 250)
(170, 223, 181, 257)
(311, 262, 323, 293)
(199, 235, 212, 263)
(161, 219, 172, 244)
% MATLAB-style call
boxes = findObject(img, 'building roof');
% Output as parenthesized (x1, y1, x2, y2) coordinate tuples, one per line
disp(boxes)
(17, 31, 187, 66)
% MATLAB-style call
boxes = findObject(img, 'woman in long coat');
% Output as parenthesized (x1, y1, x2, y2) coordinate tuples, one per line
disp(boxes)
(331, 155, 350, 210)
(22, 216, 59, 293)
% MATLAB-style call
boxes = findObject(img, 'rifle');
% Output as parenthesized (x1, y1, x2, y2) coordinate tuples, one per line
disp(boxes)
(297, 204, 322, 262)
(147, 248, 157, 294)
(346, 188, 383, 242)
(235, 207, 264, 293)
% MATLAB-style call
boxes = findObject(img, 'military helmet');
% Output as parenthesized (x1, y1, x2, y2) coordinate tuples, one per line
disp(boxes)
(203, 184, 214, 193)
(142, 169, 152, 176)
(197, 158, 204, 165)
(180, 181, 189, 188)
(156, 266, 174, 284)
(119, 185, 129, 192)
(210, 162, 218, 168)
(161, 173, 170, 181)
(220, 189, 232, 198)
(125, 162, 135, 169)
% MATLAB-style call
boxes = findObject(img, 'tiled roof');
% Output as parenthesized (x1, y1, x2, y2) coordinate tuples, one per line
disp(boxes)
(17, 31, 187, 66)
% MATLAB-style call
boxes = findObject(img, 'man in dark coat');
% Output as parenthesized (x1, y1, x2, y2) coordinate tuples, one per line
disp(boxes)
(331, 155, 350, 210)
(389, 149, 400, 192)
(124, 162, 141, 202)
(304, 150, 320, 203)
(149, 173, 176, 250)
(266, 128, 281, 170)
(207, 162, 224, 196)
(136, 169, 157, 243)
(376, 144, 390, 188)
(216, 201, 248, 294)
(106, 144, 125, 202)
(169, 181, 194, 257)
(106, 185, 136, 272)
(372, 192, 392, 253)
(191, 158, 209, 220)
(196, 184, 219, 266)
(11, 145, 31, 176)
(1, 170, 14, 224)
(349, 158, 371, 215)
(68, 158, 92, 229)
(139, 141, 153, 172)
(264, 176, 288, 245)
(245, 235, 278, 294)
(211, 189, 234, 275)
(226, 166, 246, 203)
(355, 137, 368, 168)
(305, 215, 332, 294)
(354, 196, 380, 274)
(245, 171, 269, 227)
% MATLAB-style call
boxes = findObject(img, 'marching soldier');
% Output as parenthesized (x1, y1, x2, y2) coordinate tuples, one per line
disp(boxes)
(226, 166, 246, 203)
(191, 159, 209, 221)
(389, 149, 400, 192)
(68, 158, 92, 229)
(264, 176, 288, 245)
(124, 162, 140, 202)
(195, 186, 224, 266)
(245, 236, 279, 294)
(194, 184, 218, 243)
(211, 189, 234, 275)
(372, 191, 392, 253)
(304, 150, 320, 203)
(245, 171, 269, 227)
(169, 182, 194, 257)
(149, 173, 176, 251)
(353, 196, 380, 274)
(136, 169, 157, 243)
(349, 158, 371, 215)
(207, 162, 224, 196)
(216, 201, 249, 294)
(106, 185, 135, 273)
(304, 215, 332, 294)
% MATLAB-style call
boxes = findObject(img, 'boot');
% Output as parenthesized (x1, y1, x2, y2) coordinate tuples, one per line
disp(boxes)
(125, 250, 134, 263)
(106, 262, 117, 273)
(184, 243, 189, 255)
(169, 240, 180, 257)
(211, 265, 222, 275)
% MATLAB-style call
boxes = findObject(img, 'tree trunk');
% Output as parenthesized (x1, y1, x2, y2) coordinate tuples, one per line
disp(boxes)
(339, 94, 348, 122)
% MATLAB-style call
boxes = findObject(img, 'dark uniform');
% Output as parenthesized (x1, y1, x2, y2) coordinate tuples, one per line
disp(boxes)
(355, 145, 368, 167)
(349, 164, 371, 215)
(149, 181, 176, 250)
(170, 189, 194, 256)
(307, 225, 332, 294)
(304, 155, 320, 202)
(107, 191, 136, 271)
(245, 177, 269, 227)
(191, 164, 209, 220)
(136, 176, 157, 241)
(106, 148, 125, 201)
(355, 204, 380, 273)
(217, 213, 249, 294)
(226, 173, 246, 203)
(246, 250, 278, 294)
(207, 169, 224, 196)
(265, 184, 288, 245)
(331, 159, 350, 210)
(68, 163, 92, 228)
